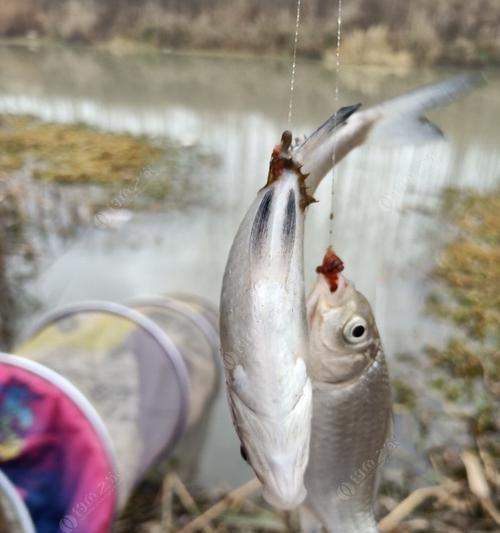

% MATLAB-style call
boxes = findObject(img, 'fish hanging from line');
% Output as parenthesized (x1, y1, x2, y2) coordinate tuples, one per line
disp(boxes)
(300, 248, 392, 533)
(219, 131, 316, 510)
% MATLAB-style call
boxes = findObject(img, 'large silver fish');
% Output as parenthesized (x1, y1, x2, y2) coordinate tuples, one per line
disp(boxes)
(301, 248, 392, 533)
(219, 131, 329, 510)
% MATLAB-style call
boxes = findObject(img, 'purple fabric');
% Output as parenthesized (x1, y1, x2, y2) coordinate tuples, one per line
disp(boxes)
(0, 363, 116, 533)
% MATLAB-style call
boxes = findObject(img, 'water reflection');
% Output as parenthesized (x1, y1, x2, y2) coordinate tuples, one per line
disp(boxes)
(0, 43, 498, 488)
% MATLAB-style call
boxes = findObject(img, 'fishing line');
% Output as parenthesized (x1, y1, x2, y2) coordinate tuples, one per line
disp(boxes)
(328, 0, 342, 246)
(287, 0, 302, 126)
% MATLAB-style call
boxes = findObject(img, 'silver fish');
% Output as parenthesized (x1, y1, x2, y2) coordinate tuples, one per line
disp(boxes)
(301, 248, 392, 533)
(219, 131, 314, 509)
(220, 123, 350, 509)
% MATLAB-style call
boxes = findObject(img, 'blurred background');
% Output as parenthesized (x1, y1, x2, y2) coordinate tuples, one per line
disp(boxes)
(0, 1, 498, 532)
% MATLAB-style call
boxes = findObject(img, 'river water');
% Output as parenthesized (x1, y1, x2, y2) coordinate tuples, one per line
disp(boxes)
(0, 43, 498, 489)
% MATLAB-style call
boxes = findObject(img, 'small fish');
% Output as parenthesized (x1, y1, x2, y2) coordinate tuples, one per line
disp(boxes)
(294, 73, 485, 195)
(301, 248, 392, 533)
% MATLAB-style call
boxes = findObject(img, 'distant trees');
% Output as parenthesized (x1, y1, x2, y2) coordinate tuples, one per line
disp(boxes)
(0, 0, 498, 66)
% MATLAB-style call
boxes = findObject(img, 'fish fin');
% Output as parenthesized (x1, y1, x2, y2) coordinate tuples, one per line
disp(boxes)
(232, 364, 259, 413)
(367, 73, 485, 145)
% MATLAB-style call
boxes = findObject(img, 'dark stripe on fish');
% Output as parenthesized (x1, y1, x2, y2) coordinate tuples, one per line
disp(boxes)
(251, 188, 274, 253)
(282, 189, 296, 249)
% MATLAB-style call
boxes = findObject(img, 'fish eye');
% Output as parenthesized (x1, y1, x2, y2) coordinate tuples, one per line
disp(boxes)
(343, 316, 368, 344)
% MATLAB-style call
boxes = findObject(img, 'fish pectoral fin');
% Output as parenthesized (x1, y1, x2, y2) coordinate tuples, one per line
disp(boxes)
(232, 365, 260, 414)
(231, 359, 310, 416)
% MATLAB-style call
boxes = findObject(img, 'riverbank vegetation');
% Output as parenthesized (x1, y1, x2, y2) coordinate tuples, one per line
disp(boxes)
(400, 187, 499, 531)
(0, 115, 163, 185)
(1, 0, 499, 66)
(428, 188, 500, 398)
(421, 191, 500, 533)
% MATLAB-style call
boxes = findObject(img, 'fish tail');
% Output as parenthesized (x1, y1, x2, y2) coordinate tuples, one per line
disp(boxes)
(368, 73, 485, 144)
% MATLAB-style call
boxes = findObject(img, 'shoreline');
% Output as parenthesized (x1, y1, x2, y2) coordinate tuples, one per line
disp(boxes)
(0, 36, 497, 70)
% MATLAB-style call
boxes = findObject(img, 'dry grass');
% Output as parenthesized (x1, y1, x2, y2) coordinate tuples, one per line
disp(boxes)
(0, 114, 163, 185)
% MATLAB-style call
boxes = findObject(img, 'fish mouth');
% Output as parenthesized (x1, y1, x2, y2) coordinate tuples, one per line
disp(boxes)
(307, 271, 350, 326)
(311, 247, 352, 308)
(315, 246, 344, 292)
(331, 273, 349, 299)
(319, 272, 351, 306)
